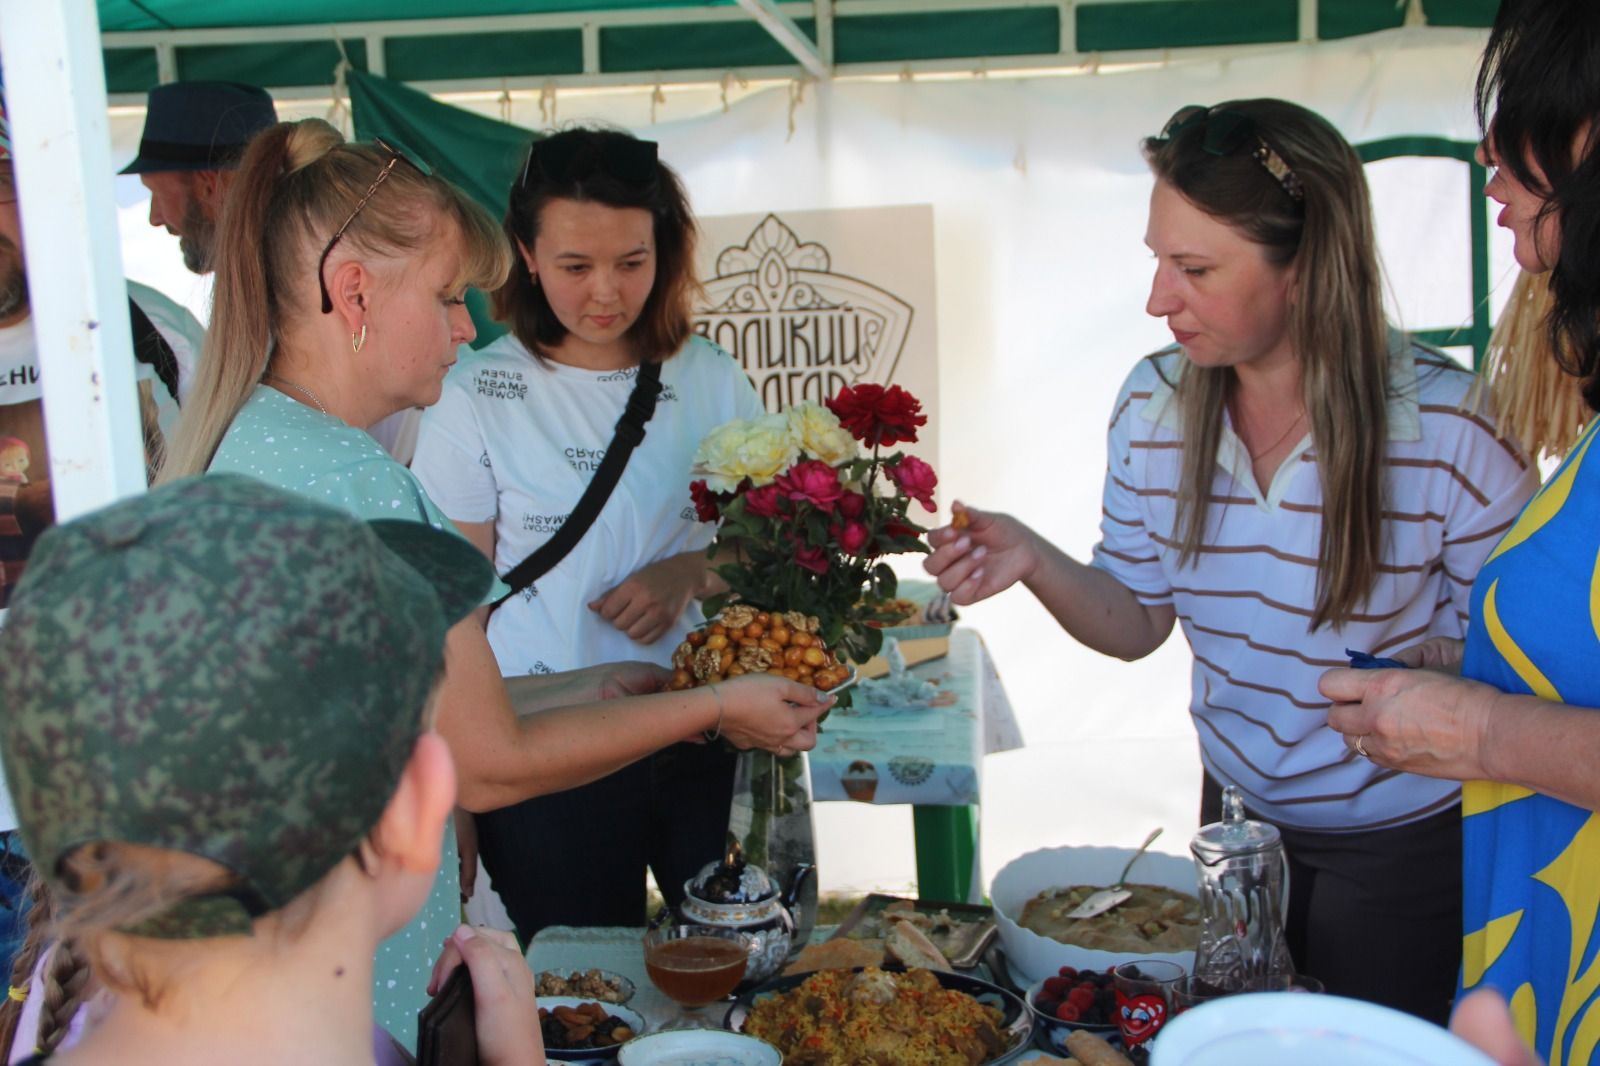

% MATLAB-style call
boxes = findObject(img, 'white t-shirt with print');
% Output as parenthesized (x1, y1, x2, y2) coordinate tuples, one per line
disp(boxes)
(0, 296, 199, 832)
(412, 333, 763, 676)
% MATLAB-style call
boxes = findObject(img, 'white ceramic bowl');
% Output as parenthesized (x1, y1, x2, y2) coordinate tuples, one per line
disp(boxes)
(1151, 992, 1498, 1066)
(990, 845, 1198, 985)
(617, 1030, 782, 1066)
(534, 968, 638, 1005)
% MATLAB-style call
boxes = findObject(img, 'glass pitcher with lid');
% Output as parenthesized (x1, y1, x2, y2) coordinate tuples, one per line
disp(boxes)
(1190, 785, 1293, 987)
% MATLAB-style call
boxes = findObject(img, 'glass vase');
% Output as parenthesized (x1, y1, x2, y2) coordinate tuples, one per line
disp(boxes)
(728, 748, 818, 950)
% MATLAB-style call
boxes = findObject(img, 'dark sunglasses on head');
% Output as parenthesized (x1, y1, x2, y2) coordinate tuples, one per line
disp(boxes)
(518, 135, 659, 191)
(318, 136, 433, 315)
(1155, 104, 1304, 203)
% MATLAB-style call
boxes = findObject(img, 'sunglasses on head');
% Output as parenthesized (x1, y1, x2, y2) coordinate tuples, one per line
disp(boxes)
(317, 136, 433, 315)
(518, 135, 659, 192)
(1155, 104, 1304, 203)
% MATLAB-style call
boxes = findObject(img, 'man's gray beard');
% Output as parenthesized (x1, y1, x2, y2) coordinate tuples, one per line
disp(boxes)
(0, 242, 27, 321)
(179, 193, 216, 275)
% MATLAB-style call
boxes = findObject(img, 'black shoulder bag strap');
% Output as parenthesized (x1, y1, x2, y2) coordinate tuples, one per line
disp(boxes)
(127, 296, 182, 404)
(495, 360, 663, 605)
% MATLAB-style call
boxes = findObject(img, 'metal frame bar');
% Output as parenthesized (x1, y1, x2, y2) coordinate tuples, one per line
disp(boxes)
(736, 0, 829, 78)
(97, 0, 1253, 98)
(103, 39, 1300, 105)
(1357, 135, 1492, 369)
(1, 0, 146, 521)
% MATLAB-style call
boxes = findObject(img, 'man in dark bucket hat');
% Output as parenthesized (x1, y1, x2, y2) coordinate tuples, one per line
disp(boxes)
(122, 81, 277, 273)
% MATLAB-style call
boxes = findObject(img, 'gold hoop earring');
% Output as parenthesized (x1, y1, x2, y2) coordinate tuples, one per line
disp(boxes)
(352, 324, 367, 353)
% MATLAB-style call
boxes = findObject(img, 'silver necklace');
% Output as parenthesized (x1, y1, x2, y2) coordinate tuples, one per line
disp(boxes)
(266, 374, 329, 415)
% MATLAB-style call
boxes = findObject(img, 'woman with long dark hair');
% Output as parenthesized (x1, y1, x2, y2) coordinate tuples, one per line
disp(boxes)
(929, 99, 1536, 1022)
(1322, 1, 1600, 1058)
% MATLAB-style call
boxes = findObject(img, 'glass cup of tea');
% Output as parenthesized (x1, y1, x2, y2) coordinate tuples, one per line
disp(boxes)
(642, 925, 754, 1030)
(1113, 959, 1185, 1060)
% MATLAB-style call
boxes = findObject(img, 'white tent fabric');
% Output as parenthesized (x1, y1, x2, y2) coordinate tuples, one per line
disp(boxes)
(110, 26, 1508, 893)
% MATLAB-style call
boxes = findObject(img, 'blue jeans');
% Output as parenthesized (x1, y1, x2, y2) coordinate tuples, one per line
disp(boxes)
(0, 831, 32, 982)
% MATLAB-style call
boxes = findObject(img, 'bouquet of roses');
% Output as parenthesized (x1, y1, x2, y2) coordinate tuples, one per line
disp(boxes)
(688, 383, 938, 666)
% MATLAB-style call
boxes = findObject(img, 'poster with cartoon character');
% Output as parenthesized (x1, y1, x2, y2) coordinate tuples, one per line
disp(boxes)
(0, 358, 163, 609)
(0, 393, 53, 609)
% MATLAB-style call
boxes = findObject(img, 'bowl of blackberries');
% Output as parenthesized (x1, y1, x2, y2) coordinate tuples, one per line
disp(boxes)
(1025, 966, 1121, 1054)
(538, 996, 645, 1061)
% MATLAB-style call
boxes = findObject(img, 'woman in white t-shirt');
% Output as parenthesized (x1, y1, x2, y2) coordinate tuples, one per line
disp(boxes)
(412, 128, 758, 938)
(925, 100, 1537, 1024)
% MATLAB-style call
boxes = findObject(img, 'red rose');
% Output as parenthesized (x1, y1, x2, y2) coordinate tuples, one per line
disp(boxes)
(837, 490, 867, 520)
(775, 460, 844, 512)
(794, 544, 830, 574)
(888, 455, 938, 512)
(743, 483, 786, 518)
(869, 519, 921, 557)
(833, 520, 870, 555)
(689, 480, 721, 523)
(826, 384, 927, 446)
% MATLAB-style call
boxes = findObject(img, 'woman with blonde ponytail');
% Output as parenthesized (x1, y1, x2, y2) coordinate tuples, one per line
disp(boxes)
(927, 99, 1537, 1023)
(161, 118, 831, 1045)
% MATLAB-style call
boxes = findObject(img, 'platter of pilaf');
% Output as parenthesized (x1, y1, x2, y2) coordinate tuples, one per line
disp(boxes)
(724, 966, 1033, 1065)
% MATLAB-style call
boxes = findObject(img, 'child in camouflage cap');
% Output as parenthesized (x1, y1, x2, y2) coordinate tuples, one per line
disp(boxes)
(0, 474, 542, 1065)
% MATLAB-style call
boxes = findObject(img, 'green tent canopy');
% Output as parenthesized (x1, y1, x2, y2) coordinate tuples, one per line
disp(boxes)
(96, 0, 1496, 98)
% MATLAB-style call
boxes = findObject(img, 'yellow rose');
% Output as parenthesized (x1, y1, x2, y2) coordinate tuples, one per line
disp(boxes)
(787, 402, 859, 466)
(693, 413, 800, 491)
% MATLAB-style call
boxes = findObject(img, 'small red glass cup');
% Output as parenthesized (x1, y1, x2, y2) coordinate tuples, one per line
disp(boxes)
(1113, 959, 1185, 1052)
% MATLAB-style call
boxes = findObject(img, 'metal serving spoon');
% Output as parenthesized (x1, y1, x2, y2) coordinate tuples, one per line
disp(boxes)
(1066, 827, 1164, 919)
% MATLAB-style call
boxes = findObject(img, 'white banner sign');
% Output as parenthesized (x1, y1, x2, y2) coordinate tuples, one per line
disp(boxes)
(693, 204, 941, 490)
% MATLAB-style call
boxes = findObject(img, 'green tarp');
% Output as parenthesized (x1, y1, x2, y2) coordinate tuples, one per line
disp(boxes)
(348, 69, 536, 347)
(95, 1, 1496, 95)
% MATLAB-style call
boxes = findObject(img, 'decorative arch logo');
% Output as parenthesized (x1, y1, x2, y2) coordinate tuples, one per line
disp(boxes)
(694, 214, 915, 410)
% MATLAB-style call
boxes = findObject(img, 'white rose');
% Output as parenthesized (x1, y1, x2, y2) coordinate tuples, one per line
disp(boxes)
(787, 402, 859, 466)
(693, 413, 800, 490)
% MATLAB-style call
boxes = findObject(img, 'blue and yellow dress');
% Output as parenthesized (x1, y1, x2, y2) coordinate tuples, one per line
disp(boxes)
(1461, 417, 1600, 1065)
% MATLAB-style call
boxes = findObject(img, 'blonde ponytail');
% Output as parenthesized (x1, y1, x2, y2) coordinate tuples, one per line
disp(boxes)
(158, 121, 341, 482)
(158, 118, 508, 483)
(1479, 270, 1590, 462)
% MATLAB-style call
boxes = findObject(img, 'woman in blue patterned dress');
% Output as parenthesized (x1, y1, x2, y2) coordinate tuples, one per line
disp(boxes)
(1320, 2, 1600, 1061)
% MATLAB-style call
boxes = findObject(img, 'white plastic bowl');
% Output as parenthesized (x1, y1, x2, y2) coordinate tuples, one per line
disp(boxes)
(990, 844, 1198, 985)
(617, 1030, 782, 1066)
(1151, 992, 1498, 1066)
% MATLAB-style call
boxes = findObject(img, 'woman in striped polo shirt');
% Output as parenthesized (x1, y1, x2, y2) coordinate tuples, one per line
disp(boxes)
(1324, 2, 1600, 1061)
(927, 98, 1536, 1023)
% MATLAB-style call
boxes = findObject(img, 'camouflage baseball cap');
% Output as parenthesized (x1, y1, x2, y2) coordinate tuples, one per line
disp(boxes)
(0, 473, 493, 937)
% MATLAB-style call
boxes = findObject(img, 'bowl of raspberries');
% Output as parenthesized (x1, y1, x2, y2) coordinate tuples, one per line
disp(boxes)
(1025, 966, 1121, 1054)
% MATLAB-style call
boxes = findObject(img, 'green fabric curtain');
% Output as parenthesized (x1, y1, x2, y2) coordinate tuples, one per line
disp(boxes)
(348, 68, 537, 347)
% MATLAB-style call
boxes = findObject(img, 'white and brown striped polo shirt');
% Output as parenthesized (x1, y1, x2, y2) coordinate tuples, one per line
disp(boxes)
(1091, 341, 1539, 832)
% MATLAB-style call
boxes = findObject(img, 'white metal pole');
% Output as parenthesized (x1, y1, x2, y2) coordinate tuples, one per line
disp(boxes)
(0, 0, 146, 521)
